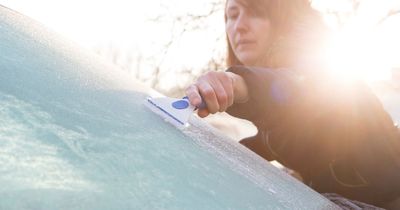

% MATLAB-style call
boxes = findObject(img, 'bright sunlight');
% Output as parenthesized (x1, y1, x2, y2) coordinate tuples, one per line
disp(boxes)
(314, 0, 400, 81)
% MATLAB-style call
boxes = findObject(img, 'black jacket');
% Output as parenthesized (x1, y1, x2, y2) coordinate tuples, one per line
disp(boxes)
(226, 65, 400, 206)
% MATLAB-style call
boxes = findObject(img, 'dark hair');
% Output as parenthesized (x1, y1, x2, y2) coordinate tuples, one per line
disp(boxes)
(225, 0, 329, 70)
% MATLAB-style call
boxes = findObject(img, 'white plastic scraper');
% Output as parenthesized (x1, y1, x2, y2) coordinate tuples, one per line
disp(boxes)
(145, 96, 206, 129)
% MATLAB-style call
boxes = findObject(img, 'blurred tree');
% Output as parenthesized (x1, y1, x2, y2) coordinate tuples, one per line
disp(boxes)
(92, 0, 399, 97)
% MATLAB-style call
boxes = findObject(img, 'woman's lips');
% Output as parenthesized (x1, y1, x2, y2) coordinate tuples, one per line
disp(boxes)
(236, 39, 256, 48)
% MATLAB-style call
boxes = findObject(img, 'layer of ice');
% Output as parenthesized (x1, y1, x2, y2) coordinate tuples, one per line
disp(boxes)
(0, 6, 338, 210)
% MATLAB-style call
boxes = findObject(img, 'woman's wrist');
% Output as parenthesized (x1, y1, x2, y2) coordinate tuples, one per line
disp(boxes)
(227, 72, 249, 104)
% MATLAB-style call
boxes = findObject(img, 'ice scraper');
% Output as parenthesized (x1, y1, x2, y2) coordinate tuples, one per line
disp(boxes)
(144, 96, 206, 129)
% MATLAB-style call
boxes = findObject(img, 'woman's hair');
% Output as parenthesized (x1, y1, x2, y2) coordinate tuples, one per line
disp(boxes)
(225, 0, 329, 70)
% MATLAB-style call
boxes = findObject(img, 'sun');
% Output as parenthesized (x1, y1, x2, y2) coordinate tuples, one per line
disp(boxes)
(325, 27, 392, 82)
(315, 0, 399, 82)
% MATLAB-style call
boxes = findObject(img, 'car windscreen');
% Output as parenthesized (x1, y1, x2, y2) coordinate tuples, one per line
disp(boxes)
(0, 5, 338, 210)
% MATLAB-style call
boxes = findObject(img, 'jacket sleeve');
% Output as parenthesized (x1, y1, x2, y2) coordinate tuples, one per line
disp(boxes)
(225, 65, 400, 177)
(226, 65, 303, 128)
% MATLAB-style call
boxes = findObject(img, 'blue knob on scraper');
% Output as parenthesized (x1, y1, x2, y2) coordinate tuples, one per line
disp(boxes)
(172, 100, 189, 109)
(145, 95, 207, 129)
(181, 96, 207, 110)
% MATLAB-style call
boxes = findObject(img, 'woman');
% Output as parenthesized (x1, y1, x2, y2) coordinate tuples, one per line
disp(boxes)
(186, 0, 400, 208)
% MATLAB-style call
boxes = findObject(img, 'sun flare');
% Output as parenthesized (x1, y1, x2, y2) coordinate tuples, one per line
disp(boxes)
(316, 0, 400, 82)
(325, 28, 392, 81)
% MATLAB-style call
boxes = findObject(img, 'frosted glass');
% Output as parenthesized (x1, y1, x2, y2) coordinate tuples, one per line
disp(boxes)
(0, 6, 338, 210)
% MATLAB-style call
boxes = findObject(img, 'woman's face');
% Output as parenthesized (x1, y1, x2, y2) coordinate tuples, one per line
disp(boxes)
(225, 0, 273, 66)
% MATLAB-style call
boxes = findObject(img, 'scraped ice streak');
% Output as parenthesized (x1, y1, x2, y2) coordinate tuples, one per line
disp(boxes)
(0, 6, 339, 210)
(184, 117, 338, 209)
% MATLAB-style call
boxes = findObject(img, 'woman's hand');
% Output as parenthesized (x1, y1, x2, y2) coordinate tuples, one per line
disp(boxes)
(185, 71, 249, 118)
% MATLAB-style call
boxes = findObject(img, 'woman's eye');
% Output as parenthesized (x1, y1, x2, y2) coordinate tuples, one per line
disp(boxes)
(226, 11, 238, 20)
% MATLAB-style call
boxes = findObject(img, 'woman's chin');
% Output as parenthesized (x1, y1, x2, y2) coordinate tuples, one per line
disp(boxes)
(236, 55, 258, 66)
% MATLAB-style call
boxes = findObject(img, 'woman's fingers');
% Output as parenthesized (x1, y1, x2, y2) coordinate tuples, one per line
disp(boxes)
(206, 76, 228, 112)
(186, 71, 236, 117)
(216, 72, 234, 108)
(197, 80, 220, 114)
(185, 84, 202, 107)
(185, 84, 210, 118)
(197, 108, 210, 118)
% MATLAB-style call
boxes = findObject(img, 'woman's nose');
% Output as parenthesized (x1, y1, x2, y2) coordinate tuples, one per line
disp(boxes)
(234, 15, 249, 32)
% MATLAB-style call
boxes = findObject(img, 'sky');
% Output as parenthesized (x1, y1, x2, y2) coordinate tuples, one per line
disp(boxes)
(1, 0, 400, 87)
(0, 0, 227, 90)
(1, 0, 163, 46)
